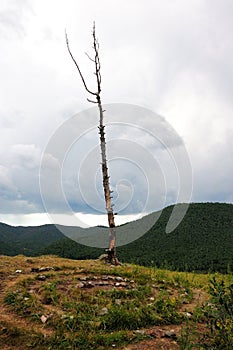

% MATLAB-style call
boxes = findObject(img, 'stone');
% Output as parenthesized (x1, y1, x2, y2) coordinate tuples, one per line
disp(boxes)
(37, 275, 46, 281)
(97, 281, 109, 286)
(115, 282, 128, 288)
(115, 276, 124, 282)
(164, 329, 177, 339)
(86, 281, 95, 288)
(76, 282, 85, 288)
(134, 330, 145, 335)
(102, 275, 109, 280)
(99, 307, 108, 316)
(98, 254, 108, 261)
(39, 267, 54, 272)
(15, 270, 22, 273)
(41, 315, 48, 324)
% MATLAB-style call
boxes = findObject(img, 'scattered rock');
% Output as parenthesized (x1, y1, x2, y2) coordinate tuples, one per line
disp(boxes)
(31, 267, 54, 273)
(76, 281, 95, 288)
(98, 254, 108, 261)
(41, 315, 48, 324)
(115, 276, 124, 282)
(134, 330, 145, 335)
(96, 281, 109, 286)
(15, 270, 22, 273)
(37, 275, 46, 281)
(164, 329, 177, 339)
(184, 312, 192, 318)
(102, 275, 109, 280)
(115, 282, 128, 287)
(99, 307, 108, 316)
(86, 281, 95, 288)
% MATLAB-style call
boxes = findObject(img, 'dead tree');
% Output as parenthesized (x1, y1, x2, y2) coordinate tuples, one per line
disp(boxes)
(66, 23, 119, 265)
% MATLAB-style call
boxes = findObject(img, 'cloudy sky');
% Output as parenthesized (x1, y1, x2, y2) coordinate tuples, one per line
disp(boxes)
(0, 0, 232, 227)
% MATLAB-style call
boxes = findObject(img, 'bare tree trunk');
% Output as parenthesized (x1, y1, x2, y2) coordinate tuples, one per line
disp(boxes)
(66, 23, 119, 265)
(97, 95, 118, 264)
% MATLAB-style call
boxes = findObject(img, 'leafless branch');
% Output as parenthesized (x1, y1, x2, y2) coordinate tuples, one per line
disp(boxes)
(87, 98, 98, 104)
(65, 30, 97, 96)
(92, 23, 102, 94)
(85, 52, 95, 62)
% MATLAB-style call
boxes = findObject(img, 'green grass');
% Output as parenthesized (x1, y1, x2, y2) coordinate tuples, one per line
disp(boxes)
(1, 255, 233, 349)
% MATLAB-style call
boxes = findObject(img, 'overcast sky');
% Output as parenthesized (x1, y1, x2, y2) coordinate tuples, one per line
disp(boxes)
(0, 0, 232, 227)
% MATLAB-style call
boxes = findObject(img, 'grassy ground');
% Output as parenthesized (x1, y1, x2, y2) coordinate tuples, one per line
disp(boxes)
(0, 255, 232, 349)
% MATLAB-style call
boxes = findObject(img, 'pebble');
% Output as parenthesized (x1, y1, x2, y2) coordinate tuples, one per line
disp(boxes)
(99, 307, 108, 315)
(164, 329, 177, 339)
(41, 315, 48, 324)
(37, 275, 46, 281)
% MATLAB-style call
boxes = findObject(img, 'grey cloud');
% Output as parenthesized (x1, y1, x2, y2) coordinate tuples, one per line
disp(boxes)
(0, 0, 232, 224)
(0, 144, 44, 214)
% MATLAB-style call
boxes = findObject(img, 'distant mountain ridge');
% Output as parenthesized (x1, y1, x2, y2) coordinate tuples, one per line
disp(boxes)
(0, 202, 233, 273)
(0, 223, 64, 256)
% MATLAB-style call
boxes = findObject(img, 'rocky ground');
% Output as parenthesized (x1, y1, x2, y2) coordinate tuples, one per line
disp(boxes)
(0, 255, 210, 349)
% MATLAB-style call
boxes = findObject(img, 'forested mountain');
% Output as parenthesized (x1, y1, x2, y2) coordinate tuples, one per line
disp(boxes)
(0, 223, 64, 256)
(1, 203, 233, 272)
(118, 202, 233, 273)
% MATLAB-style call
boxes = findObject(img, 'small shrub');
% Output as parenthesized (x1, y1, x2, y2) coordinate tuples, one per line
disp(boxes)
(203, 276, 233, 349)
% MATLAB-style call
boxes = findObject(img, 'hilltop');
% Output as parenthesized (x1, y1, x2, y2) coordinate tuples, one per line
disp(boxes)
(0, 255, 232, 349)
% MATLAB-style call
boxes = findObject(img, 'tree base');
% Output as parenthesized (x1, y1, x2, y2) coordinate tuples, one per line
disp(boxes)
(106, 248, 121, 265)
(97, 249, 121, 265)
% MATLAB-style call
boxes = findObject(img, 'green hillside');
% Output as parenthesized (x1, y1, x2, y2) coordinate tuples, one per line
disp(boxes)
(118, 202, 233, 273)
(1, 203, 233, 273)
(0, 223, 64, 256)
